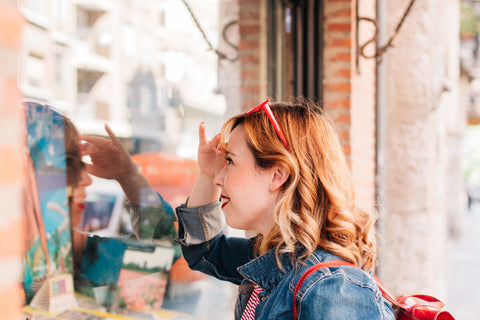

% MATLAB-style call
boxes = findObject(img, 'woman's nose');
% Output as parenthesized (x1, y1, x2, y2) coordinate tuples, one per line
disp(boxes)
(79, 169, 93, 187)
(213, 165, 226, 187)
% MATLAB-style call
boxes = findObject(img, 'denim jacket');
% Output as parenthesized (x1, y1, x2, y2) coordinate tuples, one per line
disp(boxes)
(175, 200, 395, 320)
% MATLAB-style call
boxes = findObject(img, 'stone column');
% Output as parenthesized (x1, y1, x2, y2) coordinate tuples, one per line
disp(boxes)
(381, 0, 460, 299)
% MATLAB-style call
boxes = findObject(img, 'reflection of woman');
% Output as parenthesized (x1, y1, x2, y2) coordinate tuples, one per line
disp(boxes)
(63, 115, 93, 271)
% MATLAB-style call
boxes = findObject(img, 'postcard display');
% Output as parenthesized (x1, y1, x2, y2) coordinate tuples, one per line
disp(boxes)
(22, 103, 77, 312)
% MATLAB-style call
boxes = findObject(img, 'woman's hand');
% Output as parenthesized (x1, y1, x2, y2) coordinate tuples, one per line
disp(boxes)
(80, 124, 136, 182)
(187, 123, 224, 208)
(197, 122, 223, 178)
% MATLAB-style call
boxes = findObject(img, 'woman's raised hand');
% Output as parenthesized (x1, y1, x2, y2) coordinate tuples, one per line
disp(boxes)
(186, 123, 224, 208)
(197, 122, 223, 179)
(80, 124, 136, 182)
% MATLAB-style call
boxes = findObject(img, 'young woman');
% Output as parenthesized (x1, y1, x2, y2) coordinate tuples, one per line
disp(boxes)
(82, 99, 394, 319)
(175, 99, 395, 319)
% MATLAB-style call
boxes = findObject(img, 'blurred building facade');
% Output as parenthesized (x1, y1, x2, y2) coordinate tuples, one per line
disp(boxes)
(18, 0, 227, 157)
(0, 0, 472, 318)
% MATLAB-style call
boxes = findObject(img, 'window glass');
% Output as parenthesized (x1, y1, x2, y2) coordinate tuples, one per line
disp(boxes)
(19, 1, 238, 319)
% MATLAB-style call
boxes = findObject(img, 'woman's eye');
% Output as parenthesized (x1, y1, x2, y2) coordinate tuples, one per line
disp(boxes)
(225, 157, 233, 165)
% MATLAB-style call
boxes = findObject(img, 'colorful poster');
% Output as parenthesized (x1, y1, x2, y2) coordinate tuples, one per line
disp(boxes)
(23, 102, 73, 303)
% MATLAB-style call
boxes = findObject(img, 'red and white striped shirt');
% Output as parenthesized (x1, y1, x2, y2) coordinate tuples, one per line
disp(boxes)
(241, 284, 264, 320)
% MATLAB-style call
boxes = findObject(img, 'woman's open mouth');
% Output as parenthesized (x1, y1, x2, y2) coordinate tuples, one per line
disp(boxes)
(220, 194, 230, 209)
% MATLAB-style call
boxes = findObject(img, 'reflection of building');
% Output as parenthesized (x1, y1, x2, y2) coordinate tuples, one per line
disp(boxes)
(18, 0, 226, 157)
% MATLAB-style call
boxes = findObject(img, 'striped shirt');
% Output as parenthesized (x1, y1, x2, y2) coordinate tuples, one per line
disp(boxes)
(241, 284, 263, 320)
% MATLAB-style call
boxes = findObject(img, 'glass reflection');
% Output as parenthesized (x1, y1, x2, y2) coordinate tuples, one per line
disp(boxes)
(19, 0, 237, 319)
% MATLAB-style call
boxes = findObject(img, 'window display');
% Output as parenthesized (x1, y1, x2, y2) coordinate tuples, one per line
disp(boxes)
(18, 1, 238, 318)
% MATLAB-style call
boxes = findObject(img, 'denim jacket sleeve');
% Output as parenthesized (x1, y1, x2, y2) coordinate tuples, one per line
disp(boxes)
(175, 200, 254, 285)
(175, 200, 225, 245)
(125, 192, 176, 240)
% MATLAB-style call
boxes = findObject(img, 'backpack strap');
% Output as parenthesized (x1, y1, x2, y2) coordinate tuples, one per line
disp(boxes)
(292, 260, 404, 319)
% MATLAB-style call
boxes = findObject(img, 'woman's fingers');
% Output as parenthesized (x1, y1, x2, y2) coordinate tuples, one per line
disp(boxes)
(104, 123, 123, 148)
(211, 134, 222, 154)
(81, 134, 107, 146)
(198, 122, 208, 147)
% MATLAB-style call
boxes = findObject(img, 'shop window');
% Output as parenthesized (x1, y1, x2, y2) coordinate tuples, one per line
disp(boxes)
(19, 1, 236, 319)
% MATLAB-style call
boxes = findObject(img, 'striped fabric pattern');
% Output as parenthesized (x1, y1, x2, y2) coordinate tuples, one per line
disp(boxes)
(240, 284, 263, 320)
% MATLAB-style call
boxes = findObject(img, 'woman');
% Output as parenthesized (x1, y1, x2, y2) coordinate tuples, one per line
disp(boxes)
(175, 99, 394, 319)
(82, 99, 394, 319)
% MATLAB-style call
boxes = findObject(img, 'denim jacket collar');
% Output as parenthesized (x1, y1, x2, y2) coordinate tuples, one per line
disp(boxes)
(236, 249, 296, 292)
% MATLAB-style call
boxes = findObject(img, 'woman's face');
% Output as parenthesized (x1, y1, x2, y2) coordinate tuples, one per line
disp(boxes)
(67, 134, 92, 228)
(71, 169, 92, 207)
(214, 125, 279, 234)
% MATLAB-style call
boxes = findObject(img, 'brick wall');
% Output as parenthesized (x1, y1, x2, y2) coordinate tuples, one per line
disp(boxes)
(0, 1, 25, 319)
(323, 0, 377, 211)
(238, 0, 262, 110)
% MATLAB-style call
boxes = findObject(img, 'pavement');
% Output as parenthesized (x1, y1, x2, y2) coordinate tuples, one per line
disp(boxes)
(447, 202, 480, 320)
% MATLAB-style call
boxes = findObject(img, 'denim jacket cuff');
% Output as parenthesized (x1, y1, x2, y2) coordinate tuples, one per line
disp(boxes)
(175, 199, 225, 246)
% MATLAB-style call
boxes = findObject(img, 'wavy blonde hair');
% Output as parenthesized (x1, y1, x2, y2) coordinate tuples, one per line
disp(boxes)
(220, 99, 377, 271)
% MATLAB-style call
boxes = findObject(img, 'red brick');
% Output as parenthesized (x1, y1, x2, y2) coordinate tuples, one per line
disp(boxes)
(239, 9, 260, 21)
(239, 39, 260, 50)
(0, 2, 24, 49)
(335, 113, 352, 124)
(325, 99, 351, 109)
(239, 24, 260, 34)
(327, 23, 352, 32)
(327, 38, 353, 48)
(324, 83, 351, 93)
(239, 53, 260, 64)
(342, 144, 351, 156)
(328, 8, 353, 18)
(241, 84, 260, 94)
(241, 70, 259, 80)
(333, 68, 352, 77)
(239, 0, 261, 4)
(329, 51, 352, 62)
(241, 99, 261, 111)
(338, 129, 351, 141)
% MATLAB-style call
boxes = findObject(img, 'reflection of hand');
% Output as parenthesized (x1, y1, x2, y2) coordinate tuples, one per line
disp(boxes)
(81, 124, 136, 181)
(197, 122, 223, 179)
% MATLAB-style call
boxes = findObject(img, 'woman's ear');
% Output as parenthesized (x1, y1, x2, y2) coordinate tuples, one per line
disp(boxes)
(269, 164, 290, 192)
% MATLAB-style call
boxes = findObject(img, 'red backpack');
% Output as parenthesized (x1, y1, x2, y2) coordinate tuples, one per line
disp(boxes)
(293, 260, 455, 320)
